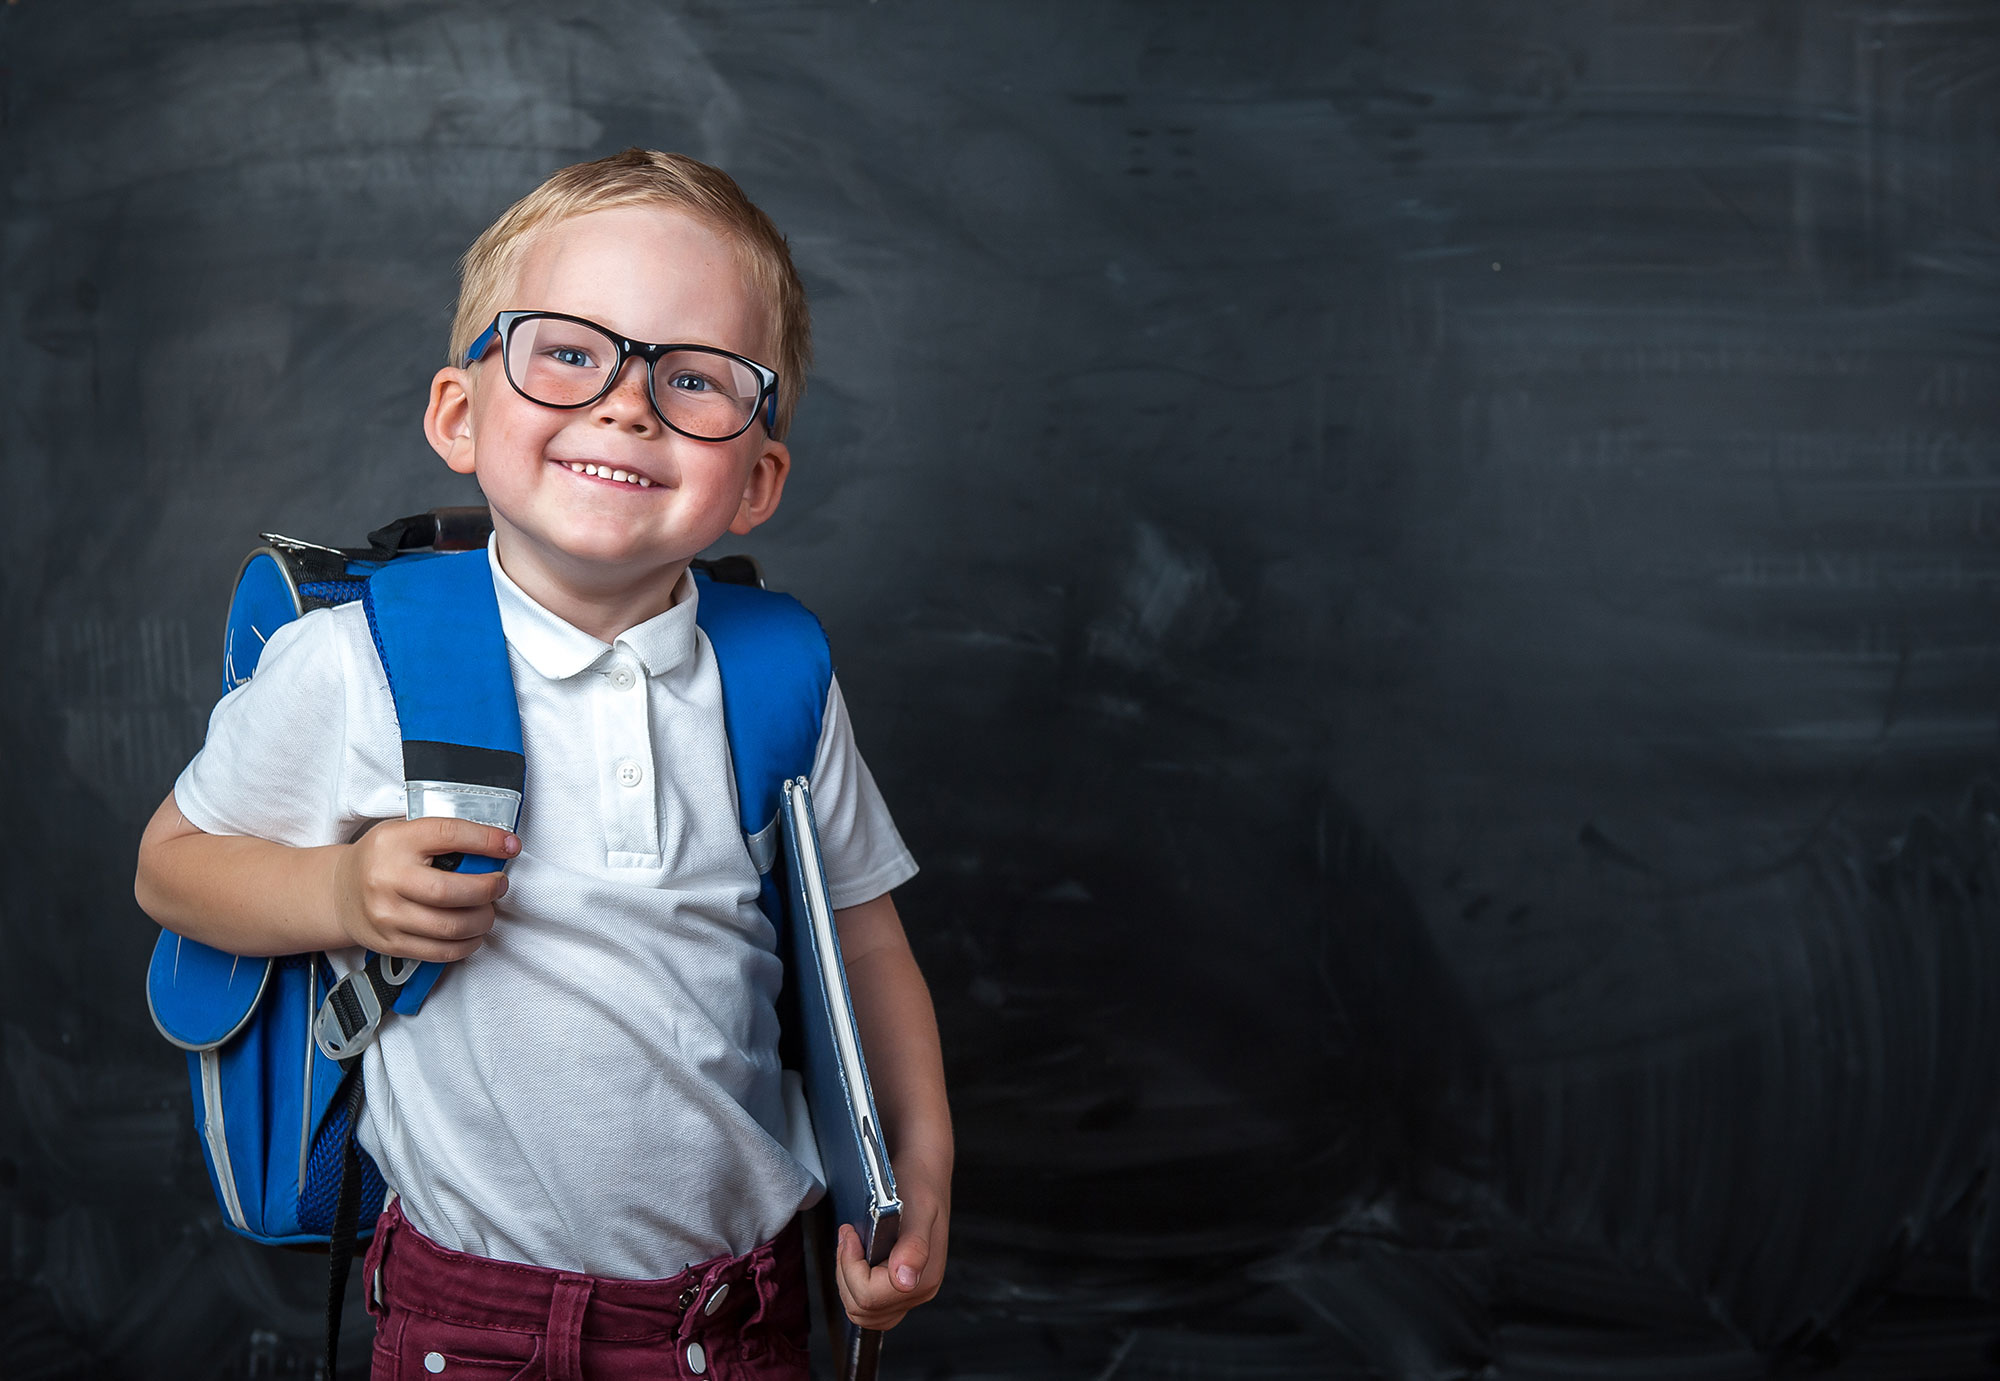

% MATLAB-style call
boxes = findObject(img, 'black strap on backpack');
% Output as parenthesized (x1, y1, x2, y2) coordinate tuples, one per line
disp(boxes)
(324, 1068, 368, 1379)
(319, 954, 424, 1375)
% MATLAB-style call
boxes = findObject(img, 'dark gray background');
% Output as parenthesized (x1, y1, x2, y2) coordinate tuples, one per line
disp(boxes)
(6, 2, 2000, 1377)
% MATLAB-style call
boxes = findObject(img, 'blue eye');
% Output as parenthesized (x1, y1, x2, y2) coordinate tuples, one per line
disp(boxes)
(548, 346, 596, 368)
(667, 370, 716, 394)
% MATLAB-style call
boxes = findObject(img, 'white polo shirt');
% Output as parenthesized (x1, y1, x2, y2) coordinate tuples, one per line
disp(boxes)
(174, 545, 917, 1276)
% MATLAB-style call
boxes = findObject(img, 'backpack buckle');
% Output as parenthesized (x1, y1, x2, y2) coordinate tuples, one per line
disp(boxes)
(314, 966, 386, 1063)
(379, 954, 423, 986)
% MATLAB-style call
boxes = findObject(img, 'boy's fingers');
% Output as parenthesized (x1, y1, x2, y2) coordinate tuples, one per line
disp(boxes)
(406, 864, 509, 910)
(833, 1226, 883, 1308)
(378, 897, 491, 944)
(406, 817, 520, 862)
(832, 1227, 863, 1317)
(887, 1232, 930, 1292)
(426, 900, 498, 940)
(834, 1224, 937, 1327)
(379, 894, 495, 953)
(374, 931, 485, 964)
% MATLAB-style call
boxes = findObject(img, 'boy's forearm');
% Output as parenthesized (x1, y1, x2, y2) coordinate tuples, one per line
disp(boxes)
(838, 897, 954, 1190)
(135, 793, 350, 957)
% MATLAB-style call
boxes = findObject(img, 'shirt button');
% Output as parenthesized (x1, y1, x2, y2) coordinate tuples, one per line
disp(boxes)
(608, 665, 636, 691)
(616, 759, 643, 788)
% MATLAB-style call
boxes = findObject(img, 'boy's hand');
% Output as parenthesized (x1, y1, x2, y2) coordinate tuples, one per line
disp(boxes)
(330, 818, 518, 961)
(834, 1176, 948, 1332)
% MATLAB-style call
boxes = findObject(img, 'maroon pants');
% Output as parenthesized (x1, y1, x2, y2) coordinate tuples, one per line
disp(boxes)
(364, 1199, 812, 1380)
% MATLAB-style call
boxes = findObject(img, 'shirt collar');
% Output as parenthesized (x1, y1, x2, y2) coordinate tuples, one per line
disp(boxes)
(486, 538, 700, 681)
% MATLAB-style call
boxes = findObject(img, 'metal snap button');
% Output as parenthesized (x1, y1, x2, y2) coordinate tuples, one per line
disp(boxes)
(677, 1284, 698, 1309)
(424, 1352, 446, 1374)
(686, 1340, 708, 1374)
(615, 759, 643, 787)
(703, 1280, 730, 1315)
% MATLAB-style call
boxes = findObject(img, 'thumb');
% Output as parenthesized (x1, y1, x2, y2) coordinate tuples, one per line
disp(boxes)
(889, 1232, 930, 1292)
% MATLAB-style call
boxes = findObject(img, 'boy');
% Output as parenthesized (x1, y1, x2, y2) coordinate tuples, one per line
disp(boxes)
(134, 149, 950, 1377)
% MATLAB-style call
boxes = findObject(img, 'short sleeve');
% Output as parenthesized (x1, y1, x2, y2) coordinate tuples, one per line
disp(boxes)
(173, 603, 405, 847)
(807, 675, 918, 911)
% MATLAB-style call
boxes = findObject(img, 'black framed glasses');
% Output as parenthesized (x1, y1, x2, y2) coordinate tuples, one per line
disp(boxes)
(462, 310, 780, 442)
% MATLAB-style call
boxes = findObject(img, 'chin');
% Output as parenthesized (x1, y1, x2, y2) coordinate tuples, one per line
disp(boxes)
(563, 524, 697, 574)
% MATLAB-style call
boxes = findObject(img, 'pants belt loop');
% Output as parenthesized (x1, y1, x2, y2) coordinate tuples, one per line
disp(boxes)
(741, 1240, 776, 1333)
(361, 1202, 398, 1320)
(546, 1273, 595, 1381)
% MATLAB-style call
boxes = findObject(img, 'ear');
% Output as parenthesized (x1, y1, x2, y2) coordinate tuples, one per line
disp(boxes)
(728, 436, 791, 535)
(425, 366, 479, 474)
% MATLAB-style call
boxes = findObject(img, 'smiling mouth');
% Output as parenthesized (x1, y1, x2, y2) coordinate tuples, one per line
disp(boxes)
(561, 461, 655, 489)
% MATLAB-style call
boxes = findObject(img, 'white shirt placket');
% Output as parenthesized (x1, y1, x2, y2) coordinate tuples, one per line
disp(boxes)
(591, 647, 662, 865)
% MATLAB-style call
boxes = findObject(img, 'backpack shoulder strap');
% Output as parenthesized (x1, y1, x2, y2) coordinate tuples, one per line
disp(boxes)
(693, 571, 832, 874)
(317, 550, 524, 1036)
(363, 549, 526, 804)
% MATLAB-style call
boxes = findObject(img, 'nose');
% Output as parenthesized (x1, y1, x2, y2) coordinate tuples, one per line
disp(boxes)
(594, 356, 658, 434)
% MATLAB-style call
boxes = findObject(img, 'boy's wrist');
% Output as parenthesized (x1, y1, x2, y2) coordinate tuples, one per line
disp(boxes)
(321, 841, 360, 949)
(260, 840, 359, 956)
(890, 1143, 953, 1201)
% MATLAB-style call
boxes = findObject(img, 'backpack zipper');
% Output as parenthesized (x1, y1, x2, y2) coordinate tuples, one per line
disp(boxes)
(299, 963, 319, 1193)
(199, 1049, 249, 1231)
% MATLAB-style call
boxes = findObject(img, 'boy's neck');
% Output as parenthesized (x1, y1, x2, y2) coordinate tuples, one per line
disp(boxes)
(490, 535, 691, 643)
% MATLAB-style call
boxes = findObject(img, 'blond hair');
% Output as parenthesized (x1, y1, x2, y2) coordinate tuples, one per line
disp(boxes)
(449, 149, 812, 438)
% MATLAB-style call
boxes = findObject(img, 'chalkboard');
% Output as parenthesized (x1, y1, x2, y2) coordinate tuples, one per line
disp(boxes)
(5, 2, 2000, 1376)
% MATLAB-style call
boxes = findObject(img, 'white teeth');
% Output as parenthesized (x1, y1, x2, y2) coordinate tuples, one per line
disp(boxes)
(564, 461, 652, 487)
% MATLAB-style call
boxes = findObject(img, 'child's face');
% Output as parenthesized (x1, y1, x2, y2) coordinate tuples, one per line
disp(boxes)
(424, 205, 789, 629)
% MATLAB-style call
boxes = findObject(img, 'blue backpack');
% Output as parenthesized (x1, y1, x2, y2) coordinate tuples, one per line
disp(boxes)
(145, 509, 838, 1366)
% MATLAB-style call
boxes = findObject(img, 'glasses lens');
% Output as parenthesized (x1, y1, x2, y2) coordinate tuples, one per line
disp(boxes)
(652, 349, 765, 440)
(503, 316, 619, 407)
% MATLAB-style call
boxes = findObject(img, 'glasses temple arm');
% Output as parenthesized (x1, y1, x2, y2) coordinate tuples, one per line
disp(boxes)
(462, 321, 501, 369)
